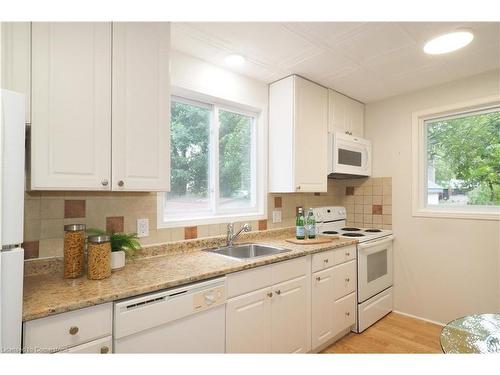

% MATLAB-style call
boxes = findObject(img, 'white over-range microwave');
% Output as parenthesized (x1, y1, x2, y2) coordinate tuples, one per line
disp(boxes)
(328, 131, 372, 178)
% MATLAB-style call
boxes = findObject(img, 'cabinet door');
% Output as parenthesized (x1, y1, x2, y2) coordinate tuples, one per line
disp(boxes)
(31, 22, 112, 190)
(112, 22, 170, 191)
(347, 98, 364, 137)
(329, 90, 347, 134)
(271, 276, 308, 353)
(226, 287, 272, 353)
(58, 336, 112, 354)
(333, 292, 356, 336)
(311, 268, 335, 349)
(1, 22, 31, 123)
(333, 260, 357, 300)
(294, 76, 328, 192)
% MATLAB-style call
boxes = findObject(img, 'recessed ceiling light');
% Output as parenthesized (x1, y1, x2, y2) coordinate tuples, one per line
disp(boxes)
(423, 31, 474, 55)
(224, 54, 245, 66)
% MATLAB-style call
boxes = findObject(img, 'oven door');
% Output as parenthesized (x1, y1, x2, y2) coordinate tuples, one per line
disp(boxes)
(330, 132, 371, 176)
(357, 236, 393, 303)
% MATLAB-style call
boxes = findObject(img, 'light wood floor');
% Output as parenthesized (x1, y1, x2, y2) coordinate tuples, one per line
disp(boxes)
(322, 312, 443, 353)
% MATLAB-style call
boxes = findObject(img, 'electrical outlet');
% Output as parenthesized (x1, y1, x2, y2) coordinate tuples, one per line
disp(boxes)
(137, 218, 149, 238)
(272, 210, 282, 223)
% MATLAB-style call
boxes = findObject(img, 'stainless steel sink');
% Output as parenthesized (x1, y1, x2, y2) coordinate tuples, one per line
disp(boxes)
(205, 243, 291, 260)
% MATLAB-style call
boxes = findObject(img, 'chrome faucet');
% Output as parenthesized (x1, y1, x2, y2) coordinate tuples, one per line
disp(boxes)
(226, 223, 252, 246)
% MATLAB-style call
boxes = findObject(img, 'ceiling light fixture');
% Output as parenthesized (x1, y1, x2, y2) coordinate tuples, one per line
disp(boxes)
(423, 31, 474, 55)
(224, 54, 245, 66)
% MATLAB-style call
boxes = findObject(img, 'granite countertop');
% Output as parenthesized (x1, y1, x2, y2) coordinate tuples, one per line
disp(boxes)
(23, 230, 357, 321)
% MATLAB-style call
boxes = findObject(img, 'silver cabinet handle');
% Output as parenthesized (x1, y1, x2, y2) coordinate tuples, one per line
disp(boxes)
(69, 326, 79, 335)
(118, 180, 124, 187)
(275, 290, 281, 295)
(267, 292, 273, 298)
(100, 346, 109, 354)
(323, 259, 329, 264)
(101, 179, 108, 187)
(345, 312, 350, 316)
(296, 185, 301, 191)
(345, 277, 350, 282)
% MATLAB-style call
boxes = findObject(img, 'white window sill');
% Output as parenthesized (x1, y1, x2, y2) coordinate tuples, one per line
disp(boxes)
(413, 208, 500, 221)
(157, 212, 267, 229)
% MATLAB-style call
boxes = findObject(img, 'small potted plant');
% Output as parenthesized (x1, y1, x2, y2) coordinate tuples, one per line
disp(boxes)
(87, 229, 141, 270)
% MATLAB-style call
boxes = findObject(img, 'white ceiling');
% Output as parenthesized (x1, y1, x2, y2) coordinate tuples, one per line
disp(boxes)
(171, 22, 500, 103)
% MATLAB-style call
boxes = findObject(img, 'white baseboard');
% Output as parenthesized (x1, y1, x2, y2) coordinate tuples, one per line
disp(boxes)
(392, 310, 445, 327)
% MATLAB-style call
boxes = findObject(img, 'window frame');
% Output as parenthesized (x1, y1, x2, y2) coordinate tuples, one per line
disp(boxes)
(157, 91, 266, 228)
(411, 95, 500, 220)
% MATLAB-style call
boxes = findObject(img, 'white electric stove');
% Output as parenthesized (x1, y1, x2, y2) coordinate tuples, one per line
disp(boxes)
(312, 206, 394, 333)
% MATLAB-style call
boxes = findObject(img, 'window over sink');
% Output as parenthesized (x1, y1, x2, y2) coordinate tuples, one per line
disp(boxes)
(412, 96, 500, 220)
(158, 95, 265, 227)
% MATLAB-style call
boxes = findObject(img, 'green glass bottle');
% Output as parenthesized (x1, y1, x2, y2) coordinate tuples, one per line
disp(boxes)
(306, 208, 316, 239)
(296, 208, 305, 240)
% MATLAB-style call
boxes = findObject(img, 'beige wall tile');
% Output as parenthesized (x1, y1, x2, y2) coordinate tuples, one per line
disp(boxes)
(24, 219, 41, 241)
(372, 195, 382, 204)
(355, 204, 363, 214)
(354, 214, 363, 223)
(354, 187, 363, 196)
(40, 219, 64, 239)
(363, 204, 372, 213)
(383, 195, 392, 205)
(383, 205, 392, 215)
(40, 198, 64, 219)
(24, 199, 41, 220)
(363, 214, 373, 224)
(382, 224, 392, 230)
(197, 225, 210, 238)
(39, 238, 63, 258)
(372, 185, 383, 196)
(363, 186, 373, 196)
(363, 196, 373, 205)
(383, 215, 392, 224)
(170, 227, 184, 241)
(354, 195, 364, 204)
(383, 184, 392, 195)
(371, 177, 383, 186)
(372, 215, 382, 224)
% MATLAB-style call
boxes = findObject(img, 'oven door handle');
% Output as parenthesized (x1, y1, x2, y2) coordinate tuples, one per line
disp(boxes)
(358, 235, 394, 249)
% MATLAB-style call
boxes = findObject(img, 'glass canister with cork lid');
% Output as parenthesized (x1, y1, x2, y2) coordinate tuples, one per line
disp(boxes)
(87, 235, 112, 280)
(63, 224, 86, 279)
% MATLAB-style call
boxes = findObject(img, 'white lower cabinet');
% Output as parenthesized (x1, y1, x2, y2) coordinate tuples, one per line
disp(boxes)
(311, 268, 335, 348)
(58, 336, 112, 354)
(271, 276, 308, 353)
(226, 287, 272, 353)
(311, 253, 357, 351)
(226, 257, 310, 353)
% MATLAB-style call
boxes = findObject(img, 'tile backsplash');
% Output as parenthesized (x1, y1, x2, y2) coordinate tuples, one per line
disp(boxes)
(23, 177, 392, 259)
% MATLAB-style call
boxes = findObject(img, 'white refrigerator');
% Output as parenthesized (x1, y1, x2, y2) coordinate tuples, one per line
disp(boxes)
(0, 89, 25, 353)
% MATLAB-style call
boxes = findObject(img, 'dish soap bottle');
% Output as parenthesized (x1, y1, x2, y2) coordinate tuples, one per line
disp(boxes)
(306, 208, 316, 239)
(296, 208, 305, 240)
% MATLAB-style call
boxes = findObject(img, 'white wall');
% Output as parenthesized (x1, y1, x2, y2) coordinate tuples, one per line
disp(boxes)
(365, 69, 500, 324)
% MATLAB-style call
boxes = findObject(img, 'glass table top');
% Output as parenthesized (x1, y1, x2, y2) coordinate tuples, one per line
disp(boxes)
(440, 314, 500, 353)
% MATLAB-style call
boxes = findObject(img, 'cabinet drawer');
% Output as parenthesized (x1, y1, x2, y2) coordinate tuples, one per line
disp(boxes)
(227, 256, 307, 299)
(58, 336, 112, 354)
(311, 250, 335, 273)
(23, 303, 112, 353)
(272, 256, 307, 285)
(333, 245, 356, 265)
(333, 260, 357, 300)
(333, 292, 356, 336)
(227, 264, 272, 298)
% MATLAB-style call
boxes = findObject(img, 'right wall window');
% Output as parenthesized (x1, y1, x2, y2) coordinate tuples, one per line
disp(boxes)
(413, 99, 500, 219)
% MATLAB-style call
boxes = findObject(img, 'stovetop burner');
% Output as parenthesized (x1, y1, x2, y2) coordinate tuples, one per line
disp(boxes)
(365, 229, 382, 233)
(322, 231, 338, 235)
(341, 227, 361, 231)
(342, 233, 365, 237)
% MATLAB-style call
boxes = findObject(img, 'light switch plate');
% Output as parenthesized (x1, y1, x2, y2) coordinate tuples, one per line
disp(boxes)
(272, 210, 282, 223)
(137, 218, 149, 237)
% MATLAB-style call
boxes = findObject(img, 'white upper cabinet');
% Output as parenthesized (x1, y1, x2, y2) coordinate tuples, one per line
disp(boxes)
(30, 22, 171, 191)
(31, 22, 112, 190)
(269, 75, 328, 193)
(328, 89, 364, 138)
(1, 22, 31, 123)
(112, 22, 170, 192)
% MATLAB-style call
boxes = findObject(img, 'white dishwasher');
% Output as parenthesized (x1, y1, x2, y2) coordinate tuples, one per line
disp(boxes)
(113, 277, 226, 353)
